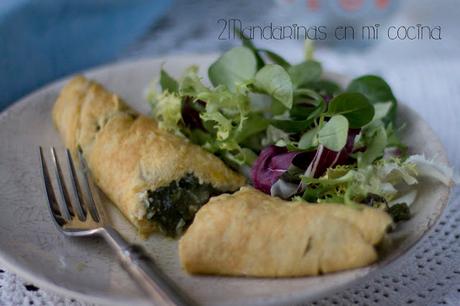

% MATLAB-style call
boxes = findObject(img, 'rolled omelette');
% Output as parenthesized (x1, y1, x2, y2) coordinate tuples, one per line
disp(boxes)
(52, 76, 246, 237)
(179, 186, 392, 277)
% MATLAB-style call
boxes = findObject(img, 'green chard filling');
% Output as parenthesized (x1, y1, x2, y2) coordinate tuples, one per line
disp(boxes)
(143, 173, 221, 237)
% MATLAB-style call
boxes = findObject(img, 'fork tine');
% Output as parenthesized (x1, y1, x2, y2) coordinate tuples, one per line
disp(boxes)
(39, 147, 67, 227)
(77, 150, 101, 223)
(50, 147, 72, 220)
(65, 149, 87, 221)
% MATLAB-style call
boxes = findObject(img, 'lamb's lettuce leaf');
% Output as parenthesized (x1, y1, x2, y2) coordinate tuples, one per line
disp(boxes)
(317, 115, 349, 152)
(347, 75, 397, 123)
(327, 93, 374, 128)
(258, 49, 291, 69)
(208, 46, 257, 91)
(288, 60, 322, 88)
(254, 64, 293, 110)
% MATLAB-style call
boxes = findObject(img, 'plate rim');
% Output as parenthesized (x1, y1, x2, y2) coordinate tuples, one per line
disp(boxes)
(0, 55, 452, 306)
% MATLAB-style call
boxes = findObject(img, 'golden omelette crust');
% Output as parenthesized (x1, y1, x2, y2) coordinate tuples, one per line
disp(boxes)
(179, 187, 392, 277)
(52, 76, 246, 236)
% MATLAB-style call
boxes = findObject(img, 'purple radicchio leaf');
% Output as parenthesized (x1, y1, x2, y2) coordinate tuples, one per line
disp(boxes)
(270, 151, 316, 199)
(304, 128, 360, 178)
(252, 129, 360, 196)
(251, 146, 304, 194)
(181, 97, 206, 130)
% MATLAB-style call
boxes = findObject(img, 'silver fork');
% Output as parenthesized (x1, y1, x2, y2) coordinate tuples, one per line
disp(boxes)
(38, 147, 196, 306)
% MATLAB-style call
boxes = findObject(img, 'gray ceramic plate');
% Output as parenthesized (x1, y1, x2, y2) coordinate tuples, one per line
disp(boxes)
(0, 55, 450, 306)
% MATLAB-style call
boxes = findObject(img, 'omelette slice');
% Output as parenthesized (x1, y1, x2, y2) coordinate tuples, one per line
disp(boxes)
(52, 76, 246, 237)
(179, 186, 392, 277)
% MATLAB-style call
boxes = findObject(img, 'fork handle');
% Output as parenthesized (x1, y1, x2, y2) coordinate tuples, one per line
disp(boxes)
(101, 226, 196, 306)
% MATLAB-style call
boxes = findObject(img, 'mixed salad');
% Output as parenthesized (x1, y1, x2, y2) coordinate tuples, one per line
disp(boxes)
(147, 38, 455, 222)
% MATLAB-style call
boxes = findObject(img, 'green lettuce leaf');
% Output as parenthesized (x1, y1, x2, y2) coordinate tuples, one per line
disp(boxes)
(254, 64, 293, 110)
(317, 115, 349, 151)
(347, 75, 397, 123)
(159, 68, 179, 93)
(288, 60, 322, 88)
(327, 92, 374, 128)
(208, 46, 257, 91)
(150, 91, 183, 134)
